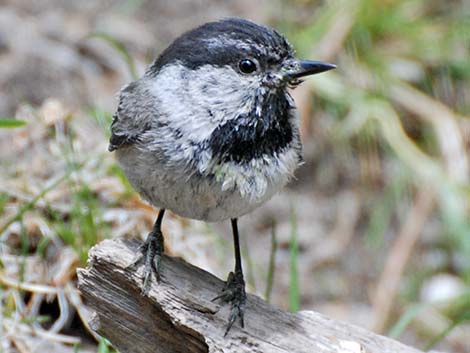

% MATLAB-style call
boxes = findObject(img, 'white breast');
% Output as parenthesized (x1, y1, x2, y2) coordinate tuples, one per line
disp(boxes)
(116, 143, 300, 222)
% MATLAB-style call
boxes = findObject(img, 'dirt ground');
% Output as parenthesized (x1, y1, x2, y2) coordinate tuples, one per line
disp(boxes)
(1, 1, 469, 352)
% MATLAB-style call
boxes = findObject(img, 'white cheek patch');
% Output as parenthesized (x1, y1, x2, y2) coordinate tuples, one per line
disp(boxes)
(149, 63, 260, 144)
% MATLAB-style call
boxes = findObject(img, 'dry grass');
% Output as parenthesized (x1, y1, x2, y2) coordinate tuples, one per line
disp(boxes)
(1, 0, 469, 352)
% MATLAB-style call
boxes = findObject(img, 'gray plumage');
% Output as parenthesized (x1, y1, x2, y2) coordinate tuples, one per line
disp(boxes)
(110, 18, 307, 222)
(109, 17, 335, 335)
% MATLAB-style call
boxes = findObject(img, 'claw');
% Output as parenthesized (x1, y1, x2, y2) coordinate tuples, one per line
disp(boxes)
(130, 230, 164, 294)
(213, 271, 246, 336)
(211, 272, 235, 302)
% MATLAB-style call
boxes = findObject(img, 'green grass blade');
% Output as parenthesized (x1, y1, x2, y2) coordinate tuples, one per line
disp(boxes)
(0, 118, 26, 128)
(424, 313, 468, 351)
(289, 205, 300, 312)
(88, 107, 114, 136)
(89, 32, 138, 80)
(97, 338, 110, 353)
(388, 303, 424, 339)
(264, 221, 277, 303)
(242, 236, 256, 292)
(423, 292, 470, 350)
(0, 172, 71, 235)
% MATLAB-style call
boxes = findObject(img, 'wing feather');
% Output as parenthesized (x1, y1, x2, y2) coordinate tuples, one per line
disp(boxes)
(108, 81, 150, 151)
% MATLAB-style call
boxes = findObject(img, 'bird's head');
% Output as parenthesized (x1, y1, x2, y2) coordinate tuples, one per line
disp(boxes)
(138, 18, 335, 166)
(145, 18, 335, 123)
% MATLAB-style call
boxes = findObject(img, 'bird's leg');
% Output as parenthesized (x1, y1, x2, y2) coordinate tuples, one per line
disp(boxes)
(131, 208, 165, 294)
(212, 218, 247, 336)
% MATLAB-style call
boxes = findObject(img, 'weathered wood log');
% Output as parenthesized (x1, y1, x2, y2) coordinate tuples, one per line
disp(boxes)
(77, 239, 425, 353)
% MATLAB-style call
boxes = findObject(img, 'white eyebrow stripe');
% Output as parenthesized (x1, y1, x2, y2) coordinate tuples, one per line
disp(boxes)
(202, 35, 268, 55)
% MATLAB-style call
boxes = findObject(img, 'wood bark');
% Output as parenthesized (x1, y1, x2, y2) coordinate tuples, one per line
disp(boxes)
(77, 239, 426, 353)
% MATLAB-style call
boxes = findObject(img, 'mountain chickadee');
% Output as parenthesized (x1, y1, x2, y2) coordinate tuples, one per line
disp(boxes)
(109, 18, 335, 335)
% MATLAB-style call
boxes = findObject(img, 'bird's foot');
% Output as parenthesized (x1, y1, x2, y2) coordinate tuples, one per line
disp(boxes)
(212, 270, 246, 336)
(130, 229, 164, 294)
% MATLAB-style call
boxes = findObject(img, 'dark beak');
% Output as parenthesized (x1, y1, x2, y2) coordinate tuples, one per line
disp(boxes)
(289, 60, 336, 79)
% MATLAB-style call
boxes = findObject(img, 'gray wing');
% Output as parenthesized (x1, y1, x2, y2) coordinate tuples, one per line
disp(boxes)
(108, 81, 152, 152)
(108, 114, 146, 152)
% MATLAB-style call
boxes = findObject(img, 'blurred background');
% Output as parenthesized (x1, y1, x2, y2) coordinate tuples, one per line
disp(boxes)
(0, 0, 469, 352)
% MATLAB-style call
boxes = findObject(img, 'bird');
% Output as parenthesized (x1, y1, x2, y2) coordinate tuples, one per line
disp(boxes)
(108, 17, 335, 336)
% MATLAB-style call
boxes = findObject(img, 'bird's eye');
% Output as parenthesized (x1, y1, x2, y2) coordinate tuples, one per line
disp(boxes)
(238, 59, 257, 74)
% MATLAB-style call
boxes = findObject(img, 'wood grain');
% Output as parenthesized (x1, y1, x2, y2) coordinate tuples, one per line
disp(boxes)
(77, 239, 425, 353)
